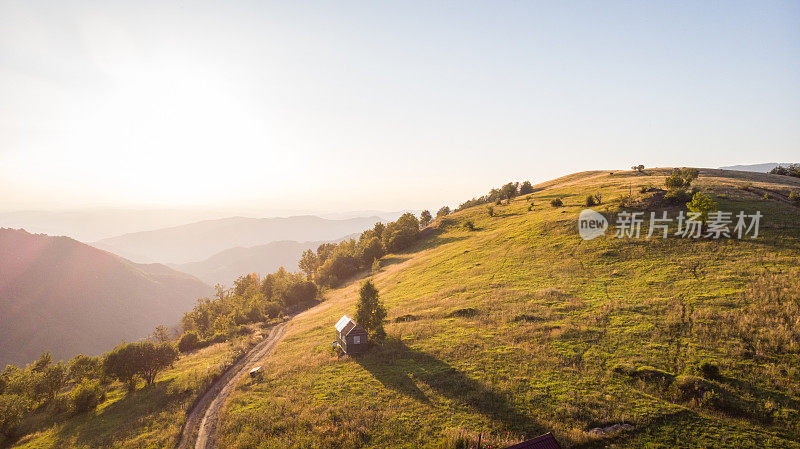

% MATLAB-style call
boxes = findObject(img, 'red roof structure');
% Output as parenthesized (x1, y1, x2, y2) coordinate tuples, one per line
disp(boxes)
(502, 432, 561, 449)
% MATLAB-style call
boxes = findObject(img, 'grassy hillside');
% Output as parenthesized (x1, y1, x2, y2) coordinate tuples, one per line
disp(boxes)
(8, 330, 262, 449)
(218, 168, 800, 448)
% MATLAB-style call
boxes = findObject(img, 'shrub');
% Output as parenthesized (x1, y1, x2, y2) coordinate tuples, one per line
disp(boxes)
(550, 198, 563, 207)
(664, 189, 691, 206)
(790, 191, 800, 205)
(665, 174, 685, 190)
(446, 307, 479, 318)
(594, 193, 602, 204)
(617, 195, 634, 208)
(699, 362, 720, 380)
(527, 203, 533, 211)
(686, 191, 718, 222)
(464, 220, 475, 231)
(178, 332, 200, 353)
(487, 206, 494, 217)
(585, 195, 597, 207)
(763, 193, 771, 200)
(72, 380, 105, 414)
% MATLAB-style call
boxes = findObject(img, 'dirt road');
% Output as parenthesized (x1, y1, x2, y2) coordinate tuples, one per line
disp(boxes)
(176, 322, 288, 449)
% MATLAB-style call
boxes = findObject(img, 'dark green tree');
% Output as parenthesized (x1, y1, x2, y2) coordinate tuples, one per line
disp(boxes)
(519, 180, 534, 195)
(419, 210, 432, 227)
(354, 281, 387, 341)
(501, 182, 518, 201)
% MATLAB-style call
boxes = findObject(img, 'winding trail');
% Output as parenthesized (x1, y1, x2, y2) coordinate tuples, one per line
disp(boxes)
(176, 322, 288, 449)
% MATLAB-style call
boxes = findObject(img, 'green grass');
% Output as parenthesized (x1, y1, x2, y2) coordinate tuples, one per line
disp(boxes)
(9, 331, 261, 449)
(218, 168, 800, 448)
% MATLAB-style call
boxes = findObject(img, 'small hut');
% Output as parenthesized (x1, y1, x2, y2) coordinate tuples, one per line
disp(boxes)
(335, 315, 368, 355)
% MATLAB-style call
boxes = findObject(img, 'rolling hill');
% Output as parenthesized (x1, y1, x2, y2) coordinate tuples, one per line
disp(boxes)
(8, 169, 800, 449)
(93, 215, 381, 264)
(0, 228, 212, 366)
(719, 163, 797, 173)
(217, 168, 800, 448)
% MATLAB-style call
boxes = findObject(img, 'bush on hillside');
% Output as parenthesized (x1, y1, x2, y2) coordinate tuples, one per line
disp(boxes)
(464, 220, 475, 231)
(178, 332, 201, 352)
(769, 163, 800, 178)
(72, 380, 105, 414)
(686, 192, 718, 223)
(699, 362, 720, 380)
(487, 206, 494, 217)
(550, 198, 563, 207)
(585, 195, 597, 207)
(790, 191, 800, 205)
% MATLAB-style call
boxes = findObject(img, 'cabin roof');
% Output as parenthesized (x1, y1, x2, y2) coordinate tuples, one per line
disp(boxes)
(335, 315, 367, 337)
(335, 315, 353, 332)
(502, 433, 561, 449)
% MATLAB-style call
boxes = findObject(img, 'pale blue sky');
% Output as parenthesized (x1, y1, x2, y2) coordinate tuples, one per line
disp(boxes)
(1, 1, 798, 212)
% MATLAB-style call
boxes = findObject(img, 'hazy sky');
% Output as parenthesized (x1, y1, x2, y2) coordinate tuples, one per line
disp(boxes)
(1, 1, 798, 213)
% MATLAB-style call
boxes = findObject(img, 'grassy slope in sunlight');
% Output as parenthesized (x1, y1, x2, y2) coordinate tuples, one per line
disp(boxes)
(219, 169, 800, 449)
(10, 332, 261, 449)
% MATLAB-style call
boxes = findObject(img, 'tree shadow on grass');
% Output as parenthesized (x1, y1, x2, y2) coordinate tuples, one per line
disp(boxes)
(356, 338, 546, 437)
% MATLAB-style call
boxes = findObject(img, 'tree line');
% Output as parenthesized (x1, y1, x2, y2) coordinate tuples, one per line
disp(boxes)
(455, 180, 534, 211)
(0, 339, 178, 441)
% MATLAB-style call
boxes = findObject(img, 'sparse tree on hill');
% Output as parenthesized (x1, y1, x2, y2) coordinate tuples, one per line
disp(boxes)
(38, 362, 67, 402)
(152, 325, 171, 343)
(420, 210, 432, 227)
(32, 352, 52, 373)
(355, 280, 387, 342)
(519, 180, 534, 195)
(178, 332, 200, 353)
(501, 182, 519, 201)
(665, 170, 685, 190)
(104, 344, 140, 391)
(686, 192, 718, 223)
(69, 354, 102, 382)
(139, 342, 179, 385)
(681, 168, 699, 185)
(436, 206, 451, 218)
(299, 249, 318, 281)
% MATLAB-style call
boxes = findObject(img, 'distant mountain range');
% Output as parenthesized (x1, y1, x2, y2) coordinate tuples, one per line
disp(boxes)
(170, 240, 319, 286)
(0, 228, 212, 366)
(0, 209, 233, 242)
(93, 215, 380, 264)
(719, 163, 797, 173)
